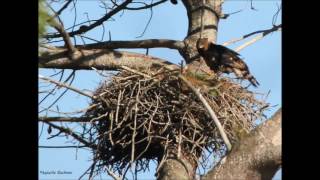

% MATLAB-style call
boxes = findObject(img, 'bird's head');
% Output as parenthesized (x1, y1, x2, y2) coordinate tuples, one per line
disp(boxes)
(196, 38, 209, 51)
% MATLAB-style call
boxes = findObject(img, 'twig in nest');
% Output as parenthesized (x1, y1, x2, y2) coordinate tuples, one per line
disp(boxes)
(156, 134, 170, 174)
(106, 167, 122, 180)
(120, 66, 151, 78)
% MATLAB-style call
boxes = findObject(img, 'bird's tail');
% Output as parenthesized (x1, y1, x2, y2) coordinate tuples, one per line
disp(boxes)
(232, 68, 260, 87)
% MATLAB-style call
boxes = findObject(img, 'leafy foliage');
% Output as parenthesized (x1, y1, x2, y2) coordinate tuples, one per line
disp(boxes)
(39, 0, 49, 39)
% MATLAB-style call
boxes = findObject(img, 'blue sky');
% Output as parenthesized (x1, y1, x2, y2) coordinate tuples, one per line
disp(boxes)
(39, 0, 281, 179)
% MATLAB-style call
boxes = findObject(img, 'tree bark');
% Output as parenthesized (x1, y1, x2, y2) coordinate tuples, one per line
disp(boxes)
(201, 108, 282, 180)
(157, 154, 195, 180)
(180, 0, 224, 77)
(39, 48, 175, 71)
(156, 1, 225, 179)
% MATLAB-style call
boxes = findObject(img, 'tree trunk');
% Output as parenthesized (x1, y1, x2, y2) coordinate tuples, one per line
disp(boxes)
(180, 0, 224, 78)
(201, 108, 282, 180)
(156, 0, 225, 179)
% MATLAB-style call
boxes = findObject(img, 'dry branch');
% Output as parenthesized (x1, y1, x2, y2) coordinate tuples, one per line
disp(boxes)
(39, 75, 94, 98)
(125, 0, 167, 10)
(222, 24, 282, 50)
(39, 116, 90, 122)
(43, 121, 96, 149)
(48, 17, 76, 55)
(39, 48, 174, 71)
(45, 0, 133, 38)
(74, 39, 185, 50)
(235, 25, 281, 52)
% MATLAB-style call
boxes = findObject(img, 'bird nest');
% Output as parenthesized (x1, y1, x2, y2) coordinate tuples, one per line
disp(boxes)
(84, 67, 269, 175)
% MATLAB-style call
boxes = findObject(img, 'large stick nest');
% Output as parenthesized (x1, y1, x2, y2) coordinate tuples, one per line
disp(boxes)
(84, 67, 268, 174)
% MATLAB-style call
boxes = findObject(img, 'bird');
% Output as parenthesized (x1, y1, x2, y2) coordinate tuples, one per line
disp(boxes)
(196, 38, 260, 87)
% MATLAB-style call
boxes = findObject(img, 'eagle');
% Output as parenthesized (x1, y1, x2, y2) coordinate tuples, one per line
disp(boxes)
(196, 38, 259, 87)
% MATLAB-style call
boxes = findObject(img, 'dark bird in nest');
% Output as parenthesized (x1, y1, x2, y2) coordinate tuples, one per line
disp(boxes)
(196, 38, 260, 87)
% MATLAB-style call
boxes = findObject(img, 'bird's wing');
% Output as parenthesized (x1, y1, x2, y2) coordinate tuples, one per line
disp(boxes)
(216, 45, 241, 56)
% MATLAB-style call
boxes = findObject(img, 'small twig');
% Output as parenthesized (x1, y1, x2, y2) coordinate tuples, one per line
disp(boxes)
(125, 0, 166, 10)
(54, 0, 73, 18)
(220, 9, 243, 19)
(40, 103, 100, 115)
(130, 83, 140, 168)
(115, 90, 122, 124)
(45, 0, 133, 38)
(109, 112, 115, 146)
(135, 0, 154, 38)
(43, 121, 96, 149)
(39, 75, 95, 99)
(90, 112, 109, 123)
(120, 66, 151, 78)
(105, 167, 122, 180)
(156, 134, 170, 174)
(88, 159, 97, 180)
(177, 128, 182, 158)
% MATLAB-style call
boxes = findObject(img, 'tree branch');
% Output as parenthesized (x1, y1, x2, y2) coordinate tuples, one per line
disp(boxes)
(201, 108, 281, 180)
(125, 0, 167, 10)
(45, 0, 133, 38)
(74, 39, 185, 50)
(39, 75, 94, 99)
(54, 0, 73, 18)
(43, 121, 96, 149)
(48, 16, 76, 55)
(222, 24, 282, 47)
(39, 48, 176, 71)
(39, 116, 90, 122)
(235, 25, 281, 52)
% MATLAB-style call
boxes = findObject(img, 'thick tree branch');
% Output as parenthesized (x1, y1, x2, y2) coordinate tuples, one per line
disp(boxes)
(39, 116, 90, 122)
(201, 108, 282, 180)
(39, 48, 176, 71)
(74, 39, 185, 50)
